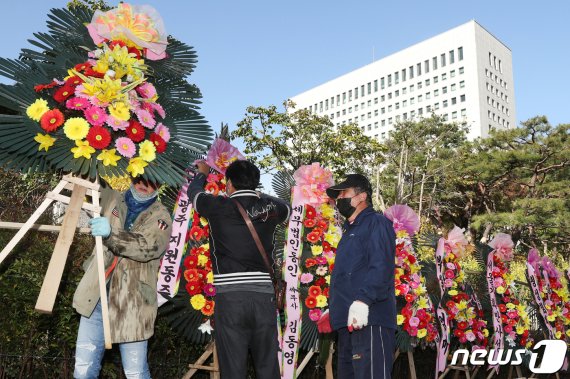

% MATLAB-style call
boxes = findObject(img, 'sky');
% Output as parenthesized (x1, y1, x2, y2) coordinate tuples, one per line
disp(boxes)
(0, 0, 568, 190)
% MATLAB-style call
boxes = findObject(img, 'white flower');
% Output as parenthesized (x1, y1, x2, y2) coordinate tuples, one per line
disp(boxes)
(93, 49, 103, 58)
(105, 70, 116, 78)
(108, 56, 114, 63)
(126, 75, 134, 82)
(198, 320, 214, 334)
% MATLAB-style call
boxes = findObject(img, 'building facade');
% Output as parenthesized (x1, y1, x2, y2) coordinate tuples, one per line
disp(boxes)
(290, 20, 515, 140)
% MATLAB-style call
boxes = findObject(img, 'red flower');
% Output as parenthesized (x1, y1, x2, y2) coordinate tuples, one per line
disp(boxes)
(408, 255, 416, 264)
(109, 40, 127, 49)
(183, 255, 198, 269)
(125, 120, 145, 142)
(201, 300, 215, 316)
(309, 285, 322, 297)
(185, 280, 203, 296)
(84, 67, 104, 78)
(315, 277, 326, 286)
(53, 85, 74, 103)
(128, 46, 142, 58)
(457, 321, 468, 330)
(405, 293, 415, 303)
(322, 241, 331, 252)
(446, 300, 456, 310)
(190, 225, 204, 241)
(444, 270, 455, 279)
(149, 133, 167, 153)
(39, 109, 65, 132)
(74, 62, 91, 72)
(454, 329, 465, 338)
(303, 218, 317, 228)
(305, 205, 316, 219)
(305, 296, 317, 309)
(323, 288, 329, 297)
(65, 76, 83, 87)
(305, 258, 317, 268)
(34, 81, 58, 92)
(184, 269, 200, 282)
(86, 125, 111, 149)
(307, 231, 321, 244)
(498, 304, 507, 313)
(317, 220, 328, 229)
(205, 182, 219, 195)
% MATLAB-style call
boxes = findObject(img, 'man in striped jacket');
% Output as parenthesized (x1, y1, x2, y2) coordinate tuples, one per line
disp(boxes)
(187, 160, 291, 379)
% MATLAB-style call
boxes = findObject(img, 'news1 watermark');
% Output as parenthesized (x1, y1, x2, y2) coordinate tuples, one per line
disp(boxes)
(451, 340, 567, 374)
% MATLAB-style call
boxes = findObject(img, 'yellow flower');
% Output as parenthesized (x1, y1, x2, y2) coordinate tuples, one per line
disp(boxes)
(71, 140, 95, 159)
(566, 330, 570, 338)
(138, 140, 156, 162)
(34, 133, 56, 152)
(206, 271, 214, 284)
(396, 230, 409, 239)
(547, 314, 556, 322)
(395, 268, 405, 277)
(395, 288, 400, 296)
(64, 117, 90, 140)
(483, 329, 489, 337)
(397, 314, 405, 325)
(448, 290, 458, 296)
(126, 157, 148, 177)
(324, 231, 340, 247)
(417, 329, 427, 338)
(190, 294, 206, 310)
(555, 331, 562, 339)
(319, 203, 335, 219)
(97, 149, 121, 166)
(325, 275, 330, 285)
(197, 254, 208, 267)
(516, 325, 526, 335)
(457, 300, 468, 311)
(496, 286, 505, 294)
(27, 99, 50, 121)
(200, 217, 208, 226)
(202, 243, 210, 251)
(417, 297, 428, 309)
(81, 75, 125, 104)
(506, 303, 515, 309)
(108, 101, 130, 121)
(316, 295, 328, 308)
(410, 264, 420, 274)
(311, 245, 323, 256)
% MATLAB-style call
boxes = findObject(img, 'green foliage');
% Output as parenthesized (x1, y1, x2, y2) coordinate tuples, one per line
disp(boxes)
(67, 0, 112, 11)
(232, 100, 384, 178)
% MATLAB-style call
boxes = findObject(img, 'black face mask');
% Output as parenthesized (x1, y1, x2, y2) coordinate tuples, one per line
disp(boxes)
(336, 197, 356, 219)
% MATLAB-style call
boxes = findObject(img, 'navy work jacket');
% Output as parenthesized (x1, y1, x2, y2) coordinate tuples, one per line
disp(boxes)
(329, 206, 397, 330)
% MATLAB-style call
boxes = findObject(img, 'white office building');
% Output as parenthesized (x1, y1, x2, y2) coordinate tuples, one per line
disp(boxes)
(290, 20, 516, 140)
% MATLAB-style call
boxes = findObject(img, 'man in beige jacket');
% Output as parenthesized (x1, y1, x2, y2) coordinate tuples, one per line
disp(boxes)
(73, 177, 172, 379)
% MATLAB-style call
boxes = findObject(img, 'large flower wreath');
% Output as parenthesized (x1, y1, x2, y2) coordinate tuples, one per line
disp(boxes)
(0, 4, 212, 185)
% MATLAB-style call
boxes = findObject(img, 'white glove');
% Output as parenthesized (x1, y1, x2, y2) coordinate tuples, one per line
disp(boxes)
(347, 301, 369, 330)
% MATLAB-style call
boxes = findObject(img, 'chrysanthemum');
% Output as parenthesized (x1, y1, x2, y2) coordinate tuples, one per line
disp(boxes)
(34, 133, 56, 152)
(71, 140, 95, 159)
(65, 97, 90, 110)
(138, 140, 156, 162)
(106, 115, 129, 131)
(190, 294, 206, 311)
(154, 123, 170, 142)
(96, 149, 121, 166)
(136, 108, 156, 129)
(84, 106, 107, 126)
(64, 117, 90, 140)
(39, 109, 65, 132)
(115, 137, 136, 158)
(86, 125, 111, 149)
(26, 99, 50, 121)
(149, 133, 166, 153)
(201, 300, 215, 316)
(126, 157, 148, 177)
(109, 101, 130, 121)
(125, 120, 145, 142)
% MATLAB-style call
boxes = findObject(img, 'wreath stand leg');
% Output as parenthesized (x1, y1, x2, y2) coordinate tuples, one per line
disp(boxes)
(182, 341, 220, 379)
(0, 174, 112, 349)
(393, 349, 417, 379)
(438, 365, 472, 379)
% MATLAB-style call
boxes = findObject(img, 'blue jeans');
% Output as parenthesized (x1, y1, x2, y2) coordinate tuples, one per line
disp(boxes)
(74, 301, 151, 379)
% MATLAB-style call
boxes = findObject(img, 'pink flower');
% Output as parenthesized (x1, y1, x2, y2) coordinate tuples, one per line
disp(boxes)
(203, 283, 216, 297)
(408, 327, 418, 337)
(106, 115, 129, 131)
(315, 257, 327, 265)
(465, 331, 476, 342)
(89, 96, 108, 107)
(292, 163, 334, 206)
(409, 316, 420, 327)
(309, 309, 322, 322)
(204, 138, 245, 174)
(115, 137, 136, 158)
(384, 204, 420, 237)
(65, 97, 89, 110)
(300, 273, 314, 284)
(445, 225, 470, 258)
(409, 280, 419, 289)
(527, 248, 540, 271)
(445, 270, 455, 279)
(136, 82, 157, 99)
(459, 336, 467, 344)
(74, 85, 89, 98)
(493, 277, 504, 288)
(84, 106, 107, 126)
(507, 310, 518, 319)
(444, 279, 454, 288)
(446, 263, 455, 270)
(488, 233, 514, 261)
(155, 123, 171, 142)
(504, 325, 513, 334)
(151, 102, 166, 118)
(136, 108, 156, 129)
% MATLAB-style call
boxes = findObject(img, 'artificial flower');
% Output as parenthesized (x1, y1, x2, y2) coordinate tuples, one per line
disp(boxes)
(71, 140, 95, 159)
(136, 108, 156, 129)
(115, 137, 136, 158)
(34, 133, 56, 152)
(126, 157, 148, 177)
(53, 85, 74, 103)
(97, 149, 121, 166)
(202, 300, 215, 316)
(26, 99, 49, 121)
(149, 133, 167, 153)
(84, 106, 107, 126)
(66, 97, 90, 110)
(198, 320, 213, 335)
(86, 125, 111, 149)
(105, 115, 128, 131)
(190, 294, 206, 310)
(64, 117, 90, 140)
(138, 140, 156, 162)
(108, 101, 130, 121)
(136, 82, 157, 99)
(154, 123, 170, 142)
(39, 109, 65, 132)
(125, 120, 145, 142)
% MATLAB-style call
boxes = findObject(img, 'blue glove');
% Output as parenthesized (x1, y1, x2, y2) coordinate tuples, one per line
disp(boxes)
(89, 217, 111, 238)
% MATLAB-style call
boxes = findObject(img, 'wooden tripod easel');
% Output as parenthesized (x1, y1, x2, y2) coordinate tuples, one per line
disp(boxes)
(393, 349, 418, 379)
(182, 341, 220, 379)
(0, 174, 112, 348)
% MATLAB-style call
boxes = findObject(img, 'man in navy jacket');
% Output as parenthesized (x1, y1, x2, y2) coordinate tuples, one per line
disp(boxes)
(327, 174, 396, 379)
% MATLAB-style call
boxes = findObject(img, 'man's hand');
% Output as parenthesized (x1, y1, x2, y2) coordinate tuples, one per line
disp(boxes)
(347, 301, 369, 331)
(89, 217, 111, 238)
(317, 310, 332, 334)
(196, 161, 210, 176)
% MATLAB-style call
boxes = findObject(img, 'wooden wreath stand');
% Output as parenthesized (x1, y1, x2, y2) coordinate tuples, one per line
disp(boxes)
(439, 363, 481, 379)
(182, 341, 220, 379)
(0, 174, 112, 349)
(393, 349, 418, 379)
(295, 342, 335, 379)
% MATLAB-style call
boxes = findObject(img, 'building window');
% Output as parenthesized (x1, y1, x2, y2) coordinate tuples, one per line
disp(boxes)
(443, 114, 449, 121)
(434, 89, 439, 97)
(325, 99, 329, 110)
(426, 92, 431, 100)
(374, 109, 379, 116)
(374, 121, 378, 129)
(449, 50, 455, 64)
(395, 102, 400, 110)
(342, 109, 346, 115)
(417, 81, 423, 89)
(425, 79, 430, 86)
(433, 56, 438, 70)
(458, 47, 463, 61)
(434, 102, 440, 110)
(425, 60, 430, 73)
(441, 53, 446, 67)
(381, 107, 385, 114)
(374, 80, 378, 92)
(426, 105, 431, 112)
(451, 84, 456, 92)
(459, 66, 464, 74)
(450, 70, 456, 78)
(433, 76, 439, 84)
(387, 75, 392, 87)
(388, 105, 392, 112)
(309, 105, 312, 113)
(381, 120, 386, 126)
(402, 69, 406, 82)
(368, 124, 372, 131)
(451, 97, 457, 105)
(367, 100, 372, 107)
(388, 93, 392, 100)
(331, 97, 335, 108)
(355, 87, 359, 100)
(396, 115, 401, 122)
(461, 108, 466, 117)
(361, 85, 365, 97)
(417, 63, 422, 76)
(402, 87, 407, 95)
(367, 82, 372, 94)
(355, 104, 359, 111)
(403, 100, 407, 107)
(342, 92, 346, 104)
(337, 111, 340, 117)
(381, 95, 385, 102)
(442, 73, 447, 81)
(443, 100, 448, 108)
(348, 90, 352, 101)
(395, 72, 399, 84)
(330, 113, 334, 119)
(395, 90, 399, 97)
(403, 112, 408, 120)
(442, 86, 447, 94)
(409, 66, 414, 79)
(418, 107, 423, 115)
(460, 94, 466, 102)
(418, 95, 423, 102)
(374, 97, 378, 104)
(410, 84, 415, 92)
(388, 117, 393, 124)
(410, 97, 415, 105)
(349, 107, 352, 113)
(460, 80, 465, 88)
(381, 77, 385, 89)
